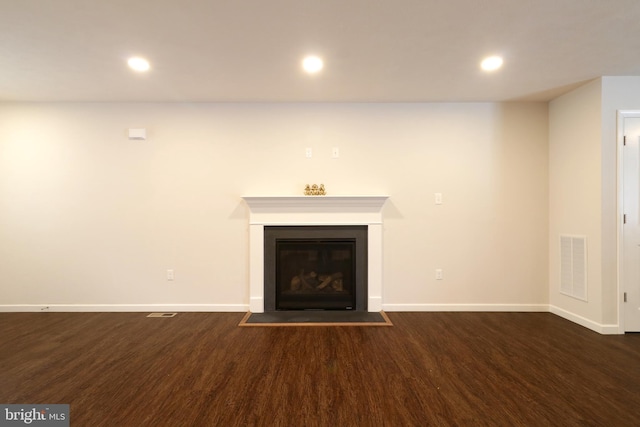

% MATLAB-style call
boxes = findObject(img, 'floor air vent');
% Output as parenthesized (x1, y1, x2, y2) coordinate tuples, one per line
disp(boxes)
(560, 235, 587, 301)
(146, 313, 177, 318)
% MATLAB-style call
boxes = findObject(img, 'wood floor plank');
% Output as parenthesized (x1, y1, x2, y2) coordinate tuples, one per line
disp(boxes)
(1, 312, 639, 426)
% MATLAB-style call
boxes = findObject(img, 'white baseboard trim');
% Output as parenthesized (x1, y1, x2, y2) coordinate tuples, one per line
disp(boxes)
(382, 303, 548, 312)
(548, 305, 621, 335)
(0, 303, 623, 334)
(383, 304, 622, 334)
(0, 304, 249, 313)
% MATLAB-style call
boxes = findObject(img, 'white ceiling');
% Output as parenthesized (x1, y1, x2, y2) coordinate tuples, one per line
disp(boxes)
(2, 0, 640, 103)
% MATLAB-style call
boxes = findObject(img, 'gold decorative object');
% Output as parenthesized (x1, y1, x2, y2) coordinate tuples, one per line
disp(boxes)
(304, 184, 326, 196)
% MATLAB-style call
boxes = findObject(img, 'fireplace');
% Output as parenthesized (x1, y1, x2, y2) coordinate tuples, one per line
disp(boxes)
(264, 226, 368, 311)
(242, 195, 388, 313)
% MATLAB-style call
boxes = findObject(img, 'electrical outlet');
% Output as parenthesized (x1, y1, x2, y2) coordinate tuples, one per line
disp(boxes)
(167, 269, 174, 281)
(305, 147, 313, 158)
(435, 193, 443, 205)
(435, 269, 443, 280)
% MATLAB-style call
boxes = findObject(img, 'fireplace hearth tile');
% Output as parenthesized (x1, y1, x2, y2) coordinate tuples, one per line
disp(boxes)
(238, 311, 392, 326)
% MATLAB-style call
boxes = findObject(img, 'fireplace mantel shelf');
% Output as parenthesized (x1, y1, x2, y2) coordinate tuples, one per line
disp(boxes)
(242, 195, 389, 210)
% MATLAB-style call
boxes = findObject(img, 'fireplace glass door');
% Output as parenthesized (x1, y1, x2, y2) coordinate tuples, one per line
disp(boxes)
(276, 240, 355, 310)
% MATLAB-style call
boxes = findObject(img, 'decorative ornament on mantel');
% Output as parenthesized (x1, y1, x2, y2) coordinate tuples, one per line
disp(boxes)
(304, 184, 326, 196)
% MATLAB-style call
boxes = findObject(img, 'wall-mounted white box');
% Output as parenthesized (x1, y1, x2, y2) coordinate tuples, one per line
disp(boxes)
(128, 128, 147, 140)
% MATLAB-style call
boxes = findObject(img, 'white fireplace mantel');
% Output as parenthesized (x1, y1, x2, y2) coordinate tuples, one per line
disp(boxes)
(242, 195, 389, 313)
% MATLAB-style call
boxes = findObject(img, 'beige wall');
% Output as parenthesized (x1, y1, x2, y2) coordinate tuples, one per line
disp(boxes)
(548, 79, 603, 325)
(549, 76, 640, 333)
(0, 102, 548, 311)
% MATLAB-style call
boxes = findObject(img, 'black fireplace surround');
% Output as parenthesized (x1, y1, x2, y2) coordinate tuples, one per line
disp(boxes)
(264, 226, 368, 311)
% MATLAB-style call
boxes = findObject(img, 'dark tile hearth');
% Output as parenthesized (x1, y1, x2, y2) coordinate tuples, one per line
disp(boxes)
(241, 310, 390, 325)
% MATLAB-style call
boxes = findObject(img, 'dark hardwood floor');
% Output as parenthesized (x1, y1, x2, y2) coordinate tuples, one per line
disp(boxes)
(1, 312, 639, 426)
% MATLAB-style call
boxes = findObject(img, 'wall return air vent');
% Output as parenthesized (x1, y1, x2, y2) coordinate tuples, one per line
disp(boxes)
(560, 235, 587, 301)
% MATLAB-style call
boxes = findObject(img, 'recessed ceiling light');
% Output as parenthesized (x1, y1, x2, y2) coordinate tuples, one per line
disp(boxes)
(127, 57, 150, 72)
(302, 55, 324, 74)
(480, 56, 503, 72)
